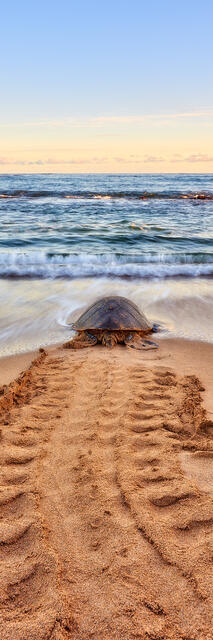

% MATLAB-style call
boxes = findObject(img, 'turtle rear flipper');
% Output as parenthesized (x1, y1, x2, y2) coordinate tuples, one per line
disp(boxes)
(124, 334, 158, 350)
(102, 332, 118, 347)
(63, 331, 97, 349)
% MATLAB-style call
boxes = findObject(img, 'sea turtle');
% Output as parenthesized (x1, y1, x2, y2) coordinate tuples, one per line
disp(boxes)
(63, 296, 158, 350)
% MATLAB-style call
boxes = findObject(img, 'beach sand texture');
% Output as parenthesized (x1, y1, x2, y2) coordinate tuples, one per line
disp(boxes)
(0, 342, 213, 639)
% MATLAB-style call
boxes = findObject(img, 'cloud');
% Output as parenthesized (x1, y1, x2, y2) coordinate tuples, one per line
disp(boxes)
(113, 152, 213, 165)
(144, 155, 165, 163)
(114, 155, 165, 164)
(0, 157, 10, 165)
(0, 157, 107, 166)
(184, 153, 213, 163)
(90, 111, 213, 126)
(34, 159, 86, 165)
(1, 110, 213, 129)
(1, 153, 213, 168)
(171, 153, 213, 163)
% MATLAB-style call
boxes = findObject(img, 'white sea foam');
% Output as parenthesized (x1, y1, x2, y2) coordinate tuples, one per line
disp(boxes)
(0, 251, 213, 279)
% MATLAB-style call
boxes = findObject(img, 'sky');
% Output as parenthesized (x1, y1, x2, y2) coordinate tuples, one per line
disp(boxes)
(0, 0, 213, 173)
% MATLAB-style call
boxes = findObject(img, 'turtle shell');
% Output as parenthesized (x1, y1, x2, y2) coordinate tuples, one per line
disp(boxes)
(72, 296, 152, 332)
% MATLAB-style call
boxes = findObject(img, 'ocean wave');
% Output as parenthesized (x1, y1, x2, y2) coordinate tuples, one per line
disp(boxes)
(0, 190, 213, 201)
(0, 252, 213, 279)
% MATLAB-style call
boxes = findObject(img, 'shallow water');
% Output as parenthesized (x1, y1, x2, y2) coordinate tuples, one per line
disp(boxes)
(0, 173, 212, 356)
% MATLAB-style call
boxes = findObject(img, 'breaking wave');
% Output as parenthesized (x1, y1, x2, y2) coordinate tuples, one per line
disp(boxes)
(0, 190, 213, 201)
(1, 252, 213, 279)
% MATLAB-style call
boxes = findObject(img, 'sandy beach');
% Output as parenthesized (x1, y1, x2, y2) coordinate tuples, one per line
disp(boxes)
(1, 0, 213, 634)
(0, 338, 213, 639)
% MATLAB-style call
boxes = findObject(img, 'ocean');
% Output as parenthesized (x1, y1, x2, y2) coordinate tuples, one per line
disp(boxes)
(0, 173, 213, 355)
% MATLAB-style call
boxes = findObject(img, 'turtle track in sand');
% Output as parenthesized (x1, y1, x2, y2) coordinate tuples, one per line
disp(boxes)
(0, 347, 213, 639)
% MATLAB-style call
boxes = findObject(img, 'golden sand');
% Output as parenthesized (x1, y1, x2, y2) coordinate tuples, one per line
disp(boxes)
(0, 339, 213, 639)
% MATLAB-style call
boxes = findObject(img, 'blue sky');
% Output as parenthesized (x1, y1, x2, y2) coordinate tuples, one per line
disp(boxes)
(0, 0, 213, 171)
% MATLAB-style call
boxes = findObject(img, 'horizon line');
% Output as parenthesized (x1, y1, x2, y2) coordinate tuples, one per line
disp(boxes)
(0, 171, 213, 176)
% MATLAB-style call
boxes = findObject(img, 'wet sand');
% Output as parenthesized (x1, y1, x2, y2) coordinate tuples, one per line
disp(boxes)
(0, 339, 213, 639)
(0, 351, 37, 386)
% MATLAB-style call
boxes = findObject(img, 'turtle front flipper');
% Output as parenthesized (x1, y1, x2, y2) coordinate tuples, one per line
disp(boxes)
(124, 334, 158, 350)
(63, 331, 98, 349)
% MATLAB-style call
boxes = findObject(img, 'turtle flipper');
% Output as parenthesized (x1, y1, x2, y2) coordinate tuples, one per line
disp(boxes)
(102, 332, 117, 347)
(63, 331, 98, 349)
(124, 334, 158, 350)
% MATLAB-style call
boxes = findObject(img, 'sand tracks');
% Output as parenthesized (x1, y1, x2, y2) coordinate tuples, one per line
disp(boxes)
(0, 351, 77, 639)
(0, 347, 213, 638)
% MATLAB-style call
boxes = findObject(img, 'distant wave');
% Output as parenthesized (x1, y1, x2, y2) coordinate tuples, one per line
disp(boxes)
(0, 190, 213, 200)
(0, 252, 213, 279)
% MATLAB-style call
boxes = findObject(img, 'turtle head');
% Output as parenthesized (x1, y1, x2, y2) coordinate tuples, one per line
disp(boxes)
(102, 331, 117, 348)
(152, 323, 160, 333)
